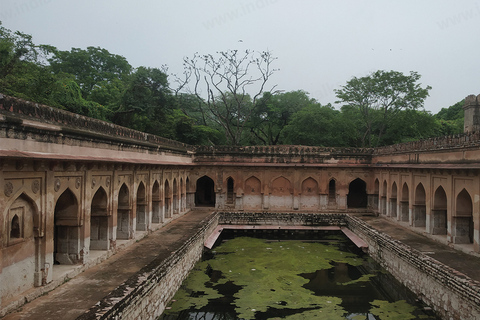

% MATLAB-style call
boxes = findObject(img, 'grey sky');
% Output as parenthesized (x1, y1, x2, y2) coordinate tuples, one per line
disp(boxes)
(1, 0, 479, 113)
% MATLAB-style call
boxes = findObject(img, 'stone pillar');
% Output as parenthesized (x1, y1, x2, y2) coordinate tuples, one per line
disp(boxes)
(463, 94, 480, 133)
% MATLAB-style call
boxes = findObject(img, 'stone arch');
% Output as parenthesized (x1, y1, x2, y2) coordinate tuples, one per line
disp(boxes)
(271, 176, 292, 196)
(301, 177, 319, 210)
(136, 182, 147, 231)
(413, 183, 426, 228)
(453, 189, 473, 244)
(117, 183, 132, 240)
(173, 178, 178, 214)
(151, 180, 162, 223)
(90, 187, 110, 250)
(390, 182, 398, 218)
(180, 177, 185, 212)
(195, 176, 215, 207)
(3, 193, 41, 297)
(244, 176, 262, 210)
(270, 176, 293, 210)
(54, 188, 82, 265)
(226, 177, 235, 205)
(400, 182, 409, 221)
(186, 177, 193, 209)
(347, 178, 367, 208)
(328, 178, 337, 206)
(164, 179, 171, 218)
(432, 186, 447, 235)
(373, 179, 380, 211)
(380, 180, 387, 214)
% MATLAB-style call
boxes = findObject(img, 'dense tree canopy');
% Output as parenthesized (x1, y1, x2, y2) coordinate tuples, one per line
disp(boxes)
(0, 22, 466, 147)
(335, 70, 432, 147)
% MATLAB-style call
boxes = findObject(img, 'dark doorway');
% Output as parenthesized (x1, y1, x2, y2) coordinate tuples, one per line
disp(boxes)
(195, 176, 215, 207)
(347, 178, 367, 208)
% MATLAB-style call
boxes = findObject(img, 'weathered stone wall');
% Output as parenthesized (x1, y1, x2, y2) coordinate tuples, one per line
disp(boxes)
(219, 211, 347, 226)
(346, 215, 480, 320)
(78, 213, 219, 320)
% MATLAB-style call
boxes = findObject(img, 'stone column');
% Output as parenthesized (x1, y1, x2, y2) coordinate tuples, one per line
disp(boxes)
(463, 94, 480, 133)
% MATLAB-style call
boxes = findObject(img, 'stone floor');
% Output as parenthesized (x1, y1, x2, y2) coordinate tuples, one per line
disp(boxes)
(1, 209, 214, 320)
(2, 211, 480, 319)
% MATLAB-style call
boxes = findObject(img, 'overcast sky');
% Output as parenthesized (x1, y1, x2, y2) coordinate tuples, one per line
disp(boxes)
(2, 0, 480, 113)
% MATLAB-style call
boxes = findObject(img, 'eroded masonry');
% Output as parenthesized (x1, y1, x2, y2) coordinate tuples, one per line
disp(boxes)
(1, 94, 480, 319)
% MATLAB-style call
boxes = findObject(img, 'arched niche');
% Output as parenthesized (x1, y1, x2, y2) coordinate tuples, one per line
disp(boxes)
(117, 183, 131, 240)
(227, 177, 235, 204)
(432, 186, 447, 235)
(400, 182, 409, 222)
(152, 181, 162, 223)
(244, 176, 262, 210)
(413, 183, 426, 228)
(136, 182, 147, 231)
(347, 178, 367, 208)
(453, 189, 473, 244)
(195, 176, 215, 207)
(164, 180, 171, 218)
(54, 188, 82, 265)
(90, 187, 110, 250)
(390, 182, 398, 218)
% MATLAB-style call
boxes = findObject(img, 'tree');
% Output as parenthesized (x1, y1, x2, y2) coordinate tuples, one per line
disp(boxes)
(335, 70, 431, 147)
(434, 100, 464, 135)
(282, 104, 356, 147)
(177, 49, 278, 145)
(114, 66, 172, 136)
(248, 90, 315, 145)
(47, 46, 132, 99)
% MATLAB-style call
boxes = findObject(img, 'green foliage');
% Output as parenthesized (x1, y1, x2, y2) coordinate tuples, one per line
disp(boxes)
(47, 46, 132, 99)
(248, 90, 316, 145)
(282, 104, 356, 147)
(335, 70, 432, 147)
(433, 100, 464, 135)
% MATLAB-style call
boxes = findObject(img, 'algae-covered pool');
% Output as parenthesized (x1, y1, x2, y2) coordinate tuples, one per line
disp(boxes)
(160, 232, 438, 319)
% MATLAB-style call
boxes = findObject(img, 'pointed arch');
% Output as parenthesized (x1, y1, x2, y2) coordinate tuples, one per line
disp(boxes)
(270, 176, 293, 210)
(413, 183, 426, 228)
(90, 187, 110, 250)
(380, 180, 387, 214)
(390, 182, 398, 218)
(373, 178, 380, 210)
(136, 182, 147, 231)
(328, 178, 337, 206)
(117, 183, 132, 240)
(432, 186, 447, 235)
(164, 179, 171, 218)
(244, 176, 262, 210)
(152, 180, 162, 223)
(4, 193, 40, 297)
(302, 177, 318, 195)
(54, 188, 81, 264)
(301, 177, 319, 210)
(180, 177, 185, 212)
(227, 177, 235, 204)
(347, 178, 367, 208)
(173, 178, 178, 214)
(400, 182, 409, 222)
(271, 176, 292, 196)
(245, 176, 261, 195)
(453, 189, 473, 244)
(195, 176, 215, 207)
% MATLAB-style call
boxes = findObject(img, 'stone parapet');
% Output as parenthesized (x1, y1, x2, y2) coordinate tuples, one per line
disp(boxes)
(194, 145, 373, 164)
(373, 131, 480, 156)
(0, 93, 190, 153)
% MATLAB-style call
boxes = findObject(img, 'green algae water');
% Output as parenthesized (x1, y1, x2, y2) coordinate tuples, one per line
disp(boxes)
(160, 232, 438, 319)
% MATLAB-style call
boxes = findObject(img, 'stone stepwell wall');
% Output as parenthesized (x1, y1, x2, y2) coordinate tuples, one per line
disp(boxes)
(346, 215, 480, 320)
(77, 213, 219, 320)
